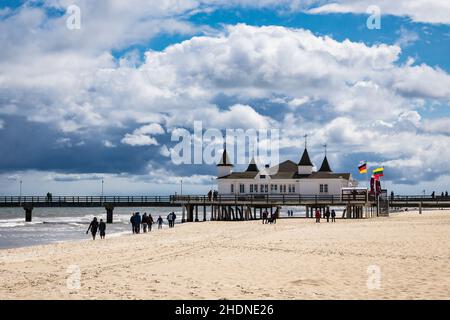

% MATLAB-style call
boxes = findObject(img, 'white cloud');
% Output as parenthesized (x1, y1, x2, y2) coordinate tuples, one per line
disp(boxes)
(135, 123, 165, 135)
(159, 145, 171, 157)
(307, 0, 450, 25)
(121, 133, 159, 146)
(103, 140, 116, 148)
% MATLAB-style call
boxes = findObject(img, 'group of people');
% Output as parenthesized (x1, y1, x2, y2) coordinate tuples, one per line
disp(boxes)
(130, 212, 167, 234)
(262, 209, 277, 224)
(207, 190, 219, 201)
(85, 211, 179, 240)
(315, 207, 336, 223)
(430, 191, 449, 199)
(86, 217, 106, 240)
(287, 210, 294, 217)
(166, 212, 177, 228)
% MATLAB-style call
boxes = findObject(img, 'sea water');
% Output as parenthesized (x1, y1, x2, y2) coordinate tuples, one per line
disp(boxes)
(0, 206, 342, 249)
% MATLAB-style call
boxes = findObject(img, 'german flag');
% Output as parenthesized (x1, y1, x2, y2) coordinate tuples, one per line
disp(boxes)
(358, 162, 367, 174)
(373, 167, 384, 178)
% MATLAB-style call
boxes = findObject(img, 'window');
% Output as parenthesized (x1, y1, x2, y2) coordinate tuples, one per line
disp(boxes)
(274, 185, 278, 191)
(239, 184, 245, 194)
(260, 175, 266, 179)
(292, 185, 296, 193)
(270, 184, 274, 192)
(265, 184, 269, 193)
(255, 184, 258, 193)
(261, 184, 264, 193)
(231, 184, 234, 193)
(288, 185, 292, 193)
(320, 184, 329, 193)
(250, 184, 254, 193)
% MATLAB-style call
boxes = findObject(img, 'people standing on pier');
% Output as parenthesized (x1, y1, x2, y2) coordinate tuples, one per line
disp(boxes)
(148, 214, 154, 232)
(208, 190, 212, 201)
(315, 210, 321, 223)
(142, 213, 148, 233)
(86, 217, 99, 240)
(213, 190, 218, 201)
(431, 191, 435, 199)
(157, 216, 163, 229)
(130, 213, 136, 234)
(99, 219, 106, 239)
(325, 207, 330, 223)
(331, 210, 336, 223)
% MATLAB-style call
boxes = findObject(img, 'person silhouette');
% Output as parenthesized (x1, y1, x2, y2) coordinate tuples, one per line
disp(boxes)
(86, 217, 99, 240)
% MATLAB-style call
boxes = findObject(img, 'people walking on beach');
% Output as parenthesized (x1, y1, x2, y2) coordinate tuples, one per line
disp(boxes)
(315, 210, 321, 223)
(147, 214, 154, 232)
(271, 211, 277, 224)
(142, 213, 148, 233)
(326, 207, 330, 223)
(331, 210, 336, 223)
(99, 219, 106, 239)
(134, 212, 141, 234)
(130, 213, 136, 234)
(172, 212, 177, 227)
(86, 217, 99, 240)
(262, 209, 268, 224)
(167, 212, 175, 228)
(157, 216, 163, 229)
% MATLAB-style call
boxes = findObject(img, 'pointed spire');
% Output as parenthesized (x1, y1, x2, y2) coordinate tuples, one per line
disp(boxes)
(246, 157, 259, 172)
(298, 148, 313, 166)
(217, 149, 233, 167)
(319, 156, 332, 172)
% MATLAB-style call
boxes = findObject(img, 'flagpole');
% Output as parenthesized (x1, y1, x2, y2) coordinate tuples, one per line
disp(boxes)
(366, 161, 369, 190)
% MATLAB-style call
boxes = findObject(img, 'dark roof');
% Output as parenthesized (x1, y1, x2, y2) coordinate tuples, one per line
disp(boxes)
(304, 172, 350, 180)
(318, 156, 332, 172)
(218, 172, 259, 179)
(246, 158, 259, 172)
(298, 148, 313, 166)
(217, 149, 233, 167)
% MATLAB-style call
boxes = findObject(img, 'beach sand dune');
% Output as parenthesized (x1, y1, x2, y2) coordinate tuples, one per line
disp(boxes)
(0, 210, 449, 300)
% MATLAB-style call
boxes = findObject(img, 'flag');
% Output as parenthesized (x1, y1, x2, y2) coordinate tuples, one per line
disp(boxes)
(373, 167, 384, 178)
(358, 162, 367, 174)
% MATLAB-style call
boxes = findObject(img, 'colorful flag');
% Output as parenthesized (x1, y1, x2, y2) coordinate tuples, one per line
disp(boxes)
(358, 162, 367, 174)
(373, 167, 384, 178)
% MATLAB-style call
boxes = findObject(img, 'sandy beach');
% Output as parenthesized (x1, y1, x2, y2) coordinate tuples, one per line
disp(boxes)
(0, 210, 449, 300)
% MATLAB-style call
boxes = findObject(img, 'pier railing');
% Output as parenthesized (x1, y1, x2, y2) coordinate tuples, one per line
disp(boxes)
(172, 193, 369, 204)
(0, 196, 173, 206)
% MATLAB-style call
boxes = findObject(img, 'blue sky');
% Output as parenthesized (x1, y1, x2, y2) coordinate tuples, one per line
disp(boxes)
(1, 1, 450, 195)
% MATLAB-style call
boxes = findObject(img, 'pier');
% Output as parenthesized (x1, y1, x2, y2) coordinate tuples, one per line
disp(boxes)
(1, 193, 449, 222)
